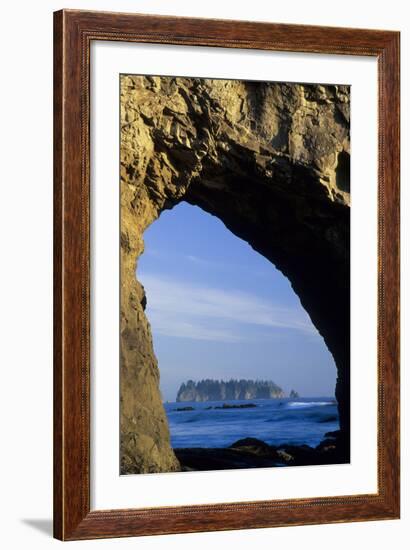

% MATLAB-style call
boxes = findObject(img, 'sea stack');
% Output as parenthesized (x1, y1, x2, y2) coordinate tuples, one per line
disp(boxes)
(176, 379, 285, 402)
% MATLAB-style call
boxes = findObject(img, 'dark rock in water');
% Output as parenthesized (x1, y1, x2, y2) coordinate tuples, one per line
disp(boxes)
(317, 414, 338, 423)
(173, 406, 195, 412)
(289, 390, 299, 398)
(230, 438, 274, 457)
(230, 437, 270, 449)
(315, 438, 338, 453)
(174, 447, 282, 471)
(214, 403, 257, 409)
(175, 435, 349, 472)
(277, 444, 318, 465)
(325, 429, 341, 439)
(277, 449, 295, 463)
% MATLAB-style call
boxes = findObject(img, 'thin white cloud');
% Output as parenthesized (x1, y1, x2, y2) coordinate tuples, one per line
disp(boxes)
(185, 254, 203, 263)
(146, 315, 243, 343)
(140, 273, 314, 342)
(141, 249, 272, 278)
(185, 254, 223, 269)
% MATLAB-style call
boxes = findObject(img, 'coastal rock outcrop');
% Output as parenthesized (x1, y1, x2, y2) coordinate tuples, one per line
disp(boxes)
(176, 379, 284, 402)
(120, 75, 350, 474)
(174, 434, 346, 471)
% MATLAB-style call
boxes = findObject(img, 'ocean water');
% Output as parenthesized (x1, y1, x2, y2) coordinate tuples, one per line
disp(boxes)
(164, 397, 339, 449)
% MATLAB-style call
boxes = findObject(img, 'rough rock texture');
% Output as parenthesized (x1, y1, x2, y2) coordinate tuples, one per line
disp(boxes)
(120, 75, 350, 474)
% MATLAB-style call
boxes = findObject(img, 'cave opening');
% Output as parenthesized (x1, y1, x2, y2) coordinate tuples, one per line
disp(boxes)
(138, 201, 337, 403)
(135, 201, 340, 461)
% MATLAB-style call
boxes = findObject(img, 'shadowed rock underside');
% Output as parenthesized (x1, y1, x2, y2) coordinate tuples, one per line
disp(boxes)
(120, 75, 350, 474)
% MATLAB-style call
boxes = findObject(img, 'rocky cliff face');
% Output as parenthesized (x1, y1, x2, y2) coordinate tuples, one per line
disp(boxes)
(120, 75, 350, 474)
(176, 379, 285, 402)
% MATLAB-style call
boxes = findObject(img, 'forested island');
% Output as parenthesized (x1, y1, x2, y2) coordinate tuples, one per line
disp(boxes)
(176, 379, 286, 402)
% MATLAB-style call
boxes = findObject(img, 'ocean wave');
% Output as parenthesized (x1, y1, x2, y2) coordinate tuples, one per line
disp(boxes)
(287, 401, 334, 408)
(182, 416, 202, 423)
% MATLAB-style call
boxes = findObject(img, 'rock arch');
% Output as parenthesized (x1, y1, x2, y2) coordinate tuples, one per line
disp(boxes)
(120, 76, 350, 474)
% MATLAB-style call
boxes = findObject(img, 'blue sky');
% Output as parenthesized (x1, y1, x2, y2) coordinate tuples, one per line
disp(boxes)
(137, 202, 337, 402)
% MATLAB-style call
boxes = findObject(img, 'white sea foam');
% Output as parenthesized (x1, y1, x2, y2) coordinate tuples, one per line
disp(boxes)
(288, 401, 333, 408)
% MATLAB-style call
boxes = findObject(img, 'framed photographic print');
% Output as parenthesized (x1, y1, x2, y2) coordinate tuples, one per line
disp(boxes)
(53, 9, 400, 540)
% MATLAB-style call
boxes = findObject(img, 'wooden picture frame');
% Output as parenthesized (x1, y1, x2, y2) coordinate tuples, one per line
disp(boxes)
(53, 9, 400, 541)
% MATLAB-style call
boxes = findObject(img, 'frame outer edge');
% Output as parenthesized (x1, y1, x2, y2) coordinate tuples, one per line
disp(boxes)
(53, 9, 401, 540)
(53, 9, 64, 541)
(380, 31, 400, 518)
